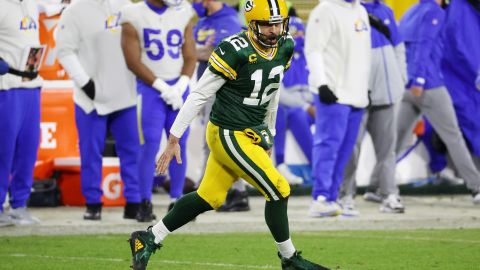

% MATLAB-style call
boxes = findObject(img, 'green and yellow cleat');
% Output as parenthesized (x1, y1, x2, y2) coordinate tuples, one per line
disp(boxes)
(279, 251, 330, 270)
(128, 227, 162, 270)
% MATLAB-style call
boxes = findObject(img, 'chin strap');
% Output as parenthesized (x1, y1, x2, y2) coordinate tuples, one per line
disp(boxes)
(249, 19, 289, 49)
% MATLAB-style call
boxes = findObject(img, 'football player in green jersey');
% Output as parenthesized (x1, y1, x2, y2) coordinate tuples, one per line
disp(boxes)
(128, 0, 329, 269)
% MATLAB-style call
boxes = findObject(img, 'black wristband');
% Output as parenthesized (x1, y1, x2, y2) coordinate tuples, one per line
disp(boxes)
(82, 80, 96, 100)
(318, 85, 338, 104)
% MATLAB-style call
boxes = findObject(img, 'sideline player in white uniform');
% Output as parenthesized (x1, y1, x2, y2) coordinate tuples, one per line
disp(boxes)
(57, 0, 142, 220)
(120, 0, 196, 222)
(305, 0, 371, 217)
(0, 0, 42, 226)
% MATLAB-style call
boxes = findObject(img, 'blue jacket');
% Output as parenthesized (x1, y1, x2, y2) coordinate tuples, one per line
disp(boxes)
(442, 0, 480, 88)
(362, 0, 401, 48)
(194, 4, 241, 78)
(399, 0, 445, 90)
(283, 52, 309, 89)
(441, 0, 480, 155)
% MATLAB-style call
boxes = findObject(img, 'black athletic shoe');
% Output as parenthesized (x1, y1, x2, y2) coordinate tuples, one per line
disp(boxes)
(124, 202, 140, 219)
(128, 227, 162, 270)
(168, 202, 175, 212)
(83, 203, 102, 220)
(279, 251, 330, 270)
(217, 190, 250, 212)
(136, 199, 156, 222)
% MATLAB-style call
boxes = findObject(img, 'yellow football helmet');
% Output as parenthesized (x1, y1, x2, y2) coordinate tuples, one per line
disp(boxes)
(244, 0, 289, 48)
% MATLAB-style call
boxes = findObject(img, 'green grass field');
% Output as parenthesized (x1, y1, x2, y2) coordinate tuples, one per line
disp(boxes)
(1, 229, 479, 270)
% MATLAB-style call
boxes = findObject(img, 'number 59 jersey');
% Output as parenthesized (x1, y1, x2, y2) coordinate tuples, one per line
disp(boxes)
(120, 1, 194, 81)
(208, 31, 294, 130)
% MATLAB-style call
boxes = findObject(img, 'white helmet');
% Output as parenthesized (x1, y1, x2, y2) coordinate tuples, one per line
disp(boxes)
(163, 0, 183, 7)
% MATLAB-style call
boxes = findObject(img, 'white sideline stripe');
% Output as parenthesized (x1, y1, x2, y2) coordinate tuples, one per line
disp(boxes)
(223, 129, 279, 201)
(301, 232, 480, 244)
(0, 253, 277, 269)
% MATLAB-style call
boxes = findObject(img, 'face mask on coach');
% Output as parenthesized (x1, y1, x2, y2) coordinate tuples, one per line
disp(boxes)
(193, 2, 207, 17)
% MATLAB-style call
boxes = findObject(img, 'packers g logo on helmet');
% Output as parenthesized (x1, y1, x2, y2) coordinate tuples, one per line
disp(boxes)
(244, 0, 289, 48)
(245, 0, 254, 12)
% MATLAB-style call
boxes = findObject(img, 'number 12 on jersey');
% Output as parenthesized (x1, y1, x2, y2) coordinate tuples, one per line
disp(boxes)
(243, 65, 284, 106)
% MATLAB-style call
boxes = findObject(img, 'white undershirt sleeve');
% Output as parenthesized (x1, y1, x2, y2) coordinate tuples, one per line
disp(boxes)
(170, 69, 226, 138)
(264, 88, 280, 136)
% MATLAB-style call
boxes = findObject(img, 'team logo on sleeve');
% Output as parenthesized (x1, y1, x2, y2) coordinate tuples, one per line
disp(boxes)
(20, 17, 37, 31)
(245, 0, 254, 12)
(105, 12, 121, 32)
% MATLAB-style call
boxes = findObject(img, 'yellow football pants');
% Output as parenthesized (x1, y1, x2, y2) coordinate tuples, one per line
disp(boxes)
(197, 122, 291, 209)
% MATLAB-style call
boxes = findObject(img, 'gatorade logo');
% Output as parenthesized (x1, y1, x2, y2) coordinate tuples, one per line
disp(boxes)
(102, 173, 122, 200)
(40, 122, 57, 149)
(245, 0, 253, 12)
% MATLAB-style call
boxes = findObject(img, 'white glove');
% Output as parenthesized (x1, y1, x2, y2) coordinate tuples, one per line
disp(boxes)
(153, 78, 176, 106)
(169, 75, 190, 110)
(169, 94, 184, 111)
(171, 75, 190, 97)
(161, 90, 179, 107)
(152, 78, 170, 93)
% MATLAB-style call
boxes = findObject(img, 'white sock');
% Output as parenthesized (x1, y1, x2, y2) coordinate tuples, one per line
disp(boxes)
(276, 238, 296, 259)
(232, 179, 246, 192)
(151, 220, 171, 244)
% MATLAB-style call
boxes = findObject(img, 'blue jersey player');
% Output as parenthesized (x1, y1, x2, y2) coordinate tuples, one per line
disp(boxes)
(120, 0, 197, 221)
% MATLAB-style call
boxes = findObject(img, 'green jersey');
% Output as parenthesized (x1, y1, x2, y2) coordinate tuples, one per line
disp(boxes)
(207, 31, 294, 130)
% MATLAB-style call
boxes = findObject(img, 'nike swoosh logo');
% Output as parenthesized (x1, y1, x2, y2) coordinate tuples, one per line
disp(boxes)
(219, 48, 225, 55)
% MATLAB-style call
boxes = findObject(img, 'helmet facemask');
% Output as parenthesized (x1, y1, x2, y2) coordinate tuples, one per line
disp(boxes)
(248, 16, 289, 48)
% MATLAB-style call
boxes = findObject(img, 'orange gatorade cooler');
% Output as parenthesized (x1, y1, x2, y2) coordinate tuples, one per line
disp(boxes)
(38, 85, 126, 206)
(54, 157, 126, 206)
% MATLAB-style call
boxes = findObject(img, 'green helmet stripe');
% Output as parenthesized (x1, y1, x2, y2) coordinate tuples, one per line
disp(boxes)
(268, 0, 279, 16)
